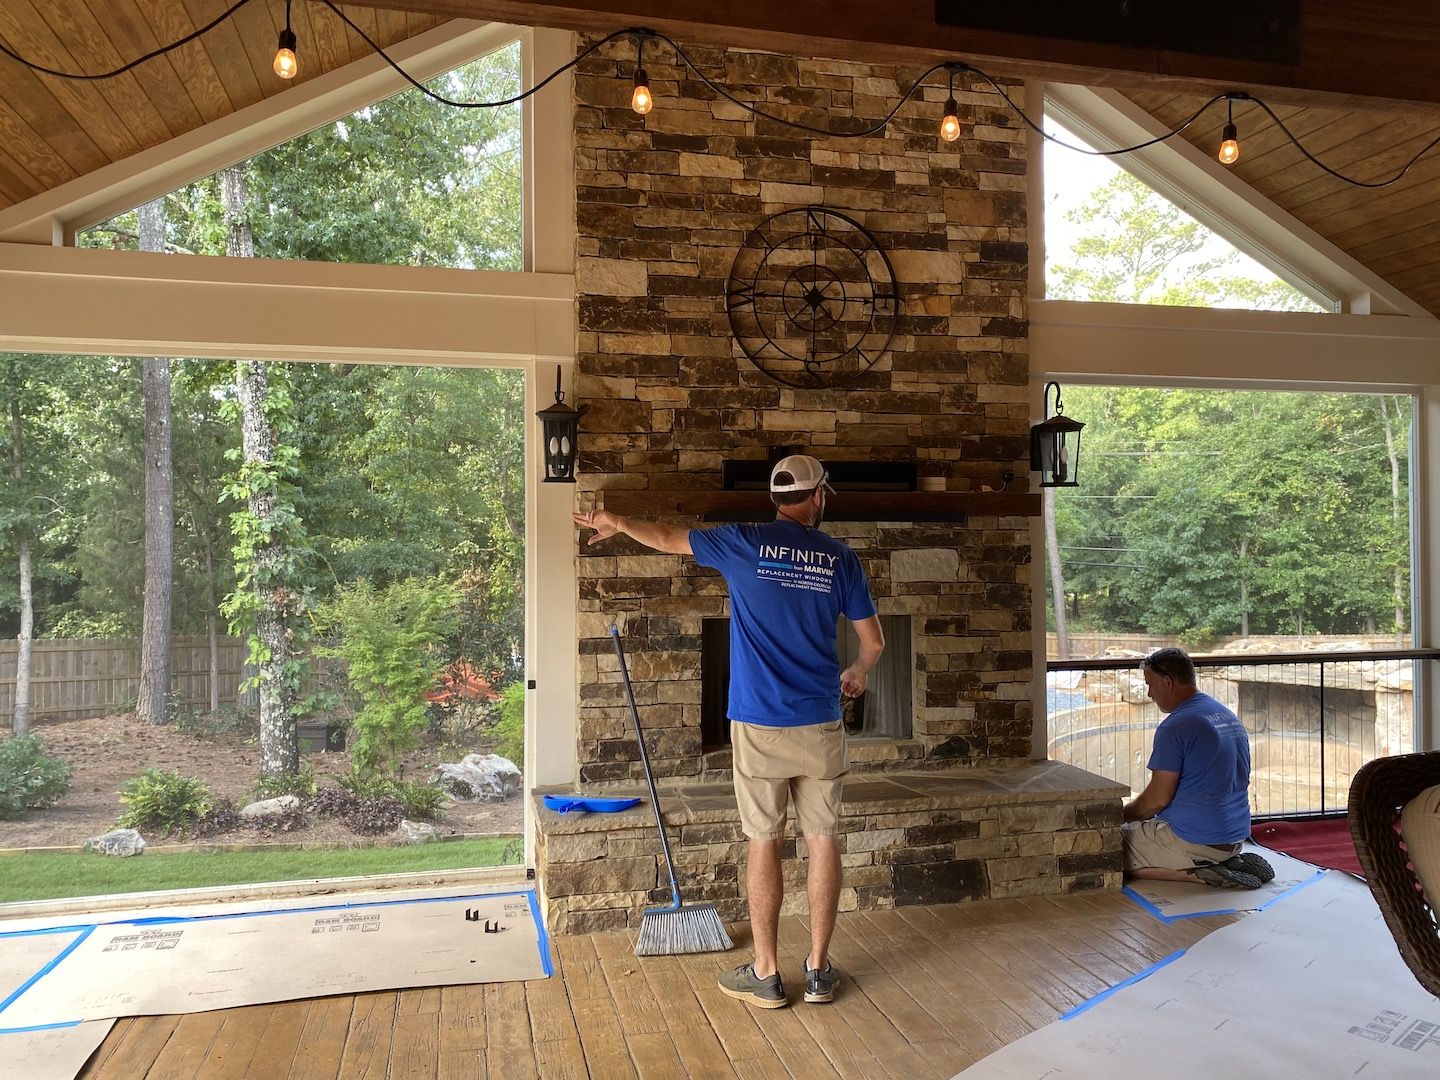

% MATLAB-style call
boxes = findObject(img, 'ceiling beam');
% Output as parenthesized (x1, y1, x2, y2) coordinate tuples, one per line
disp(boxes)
(353, 1, 1440, 112)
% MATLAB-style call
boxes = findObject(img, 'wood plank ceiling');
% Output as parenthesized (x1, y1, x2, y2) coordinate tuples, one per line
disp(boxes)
(2, 3, 1440, 317)
(1121, 89, 1440, 315)
(0, 1, 443, 211)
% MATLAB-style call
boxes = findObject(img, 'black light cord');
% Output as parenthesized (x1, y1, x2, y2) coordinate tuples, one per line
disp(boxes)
(319, 1, 627, 108)
(0, 0, 260, 81)
(1, 8, 1438, 188)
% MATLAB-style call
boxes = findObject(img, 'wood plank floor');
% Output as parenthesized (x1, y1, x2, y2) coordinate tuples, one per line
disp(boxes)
(77, 891, 1233, 1079)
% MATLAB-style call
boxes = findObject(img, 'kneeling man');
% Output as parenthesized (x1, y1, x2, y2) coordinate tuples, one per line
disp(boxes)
(1123, 648, 1273, 889)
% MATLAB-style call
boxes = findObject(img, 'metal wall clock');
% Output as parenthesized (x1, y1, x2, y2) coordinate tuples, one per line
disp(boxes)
(725, 206, 899, 389)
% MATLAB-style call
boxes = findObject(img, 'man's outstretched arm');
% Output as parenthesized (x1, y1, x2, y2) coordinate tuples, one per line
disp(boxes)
(574, 508, 693, 556)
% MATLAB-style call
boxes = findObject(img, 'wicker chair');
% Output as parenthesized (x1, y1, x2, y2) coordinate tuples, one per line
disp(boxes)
(1347, 752, 1440, 998)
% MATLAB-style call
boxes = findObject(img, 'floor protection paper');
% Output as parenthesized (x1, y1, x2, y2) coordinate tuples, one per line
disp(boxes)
(956, 871, 1440, 1079)
(0, 1021, 114, 1080)
(0, 889, 549, 1032)
(1123, 842, 1323, 920)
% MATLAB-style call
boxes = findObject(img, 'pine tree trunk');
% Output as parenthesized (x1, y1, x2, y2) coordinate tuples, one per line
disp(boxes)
(10, 397, 30, 737)
(223, 165, 299, 778)
(1044, 487, 1069, 658)
(204, 537, 220, 714)
(136, 199, 174, 725)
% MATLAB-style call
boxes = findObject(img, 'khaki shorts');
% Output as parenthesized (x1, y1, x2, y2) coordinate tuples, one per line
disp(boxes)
(1123, 818, 1241, 872)
(730, 720, 847, 840)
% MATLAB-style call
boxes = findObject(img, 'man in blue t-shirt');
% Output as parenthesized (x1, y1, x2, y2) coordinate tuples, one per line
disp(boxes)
(575, 454, 884, 1009)
(1122, 647, 1274, 889)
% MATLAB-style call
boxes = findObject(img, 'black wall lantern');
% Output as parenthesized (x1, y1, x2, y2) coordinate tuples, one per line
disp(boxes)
(1030, 381, 1085, 488)
(536, 365, 584, 483)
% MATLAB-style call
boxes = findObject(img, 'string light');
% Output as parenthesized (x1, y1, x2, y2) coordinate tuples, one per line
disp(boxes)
(1218, 96, 1240, 165)
(940, 63, 962, 143)
(0, 11, 1437, 190)
(630, 34, 652, 115)
(272, 1, 298, 81)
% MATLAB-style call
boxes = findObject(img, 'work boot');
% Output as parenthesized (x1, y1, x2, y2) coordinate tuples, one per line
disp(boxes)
(1224, 851, 1275, 883)
(1191, 862, 1263, 889)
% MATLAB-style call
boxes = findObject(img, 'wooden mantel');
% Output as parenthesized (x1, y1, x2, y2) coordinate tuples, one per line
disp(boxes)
(599, 489, 1042, 523)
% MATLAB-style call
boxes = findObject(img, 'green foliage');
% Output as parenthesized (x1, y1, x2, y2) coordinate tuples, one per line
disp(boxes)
(0, 736, 73, 820)
(172, 704, 258, 740)
(251, 764, 317, 801)
(394, 780, 447, 822)
(316, 577, 460, 775)
(117, 769, 213, 835)
(1050, 387, 1412, 640)
(493, 680, 526, 768)
(1048, 171, 1324, 313)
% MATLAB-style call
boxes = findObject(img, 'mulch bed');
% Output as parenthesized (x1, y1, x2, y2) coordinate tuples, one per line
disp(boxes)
(0, 712, 522, 851)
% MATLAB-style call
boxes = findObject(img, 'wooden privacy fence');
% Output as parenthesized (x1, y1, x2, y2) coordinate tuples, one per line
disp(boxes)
(1, 636, 249, 727)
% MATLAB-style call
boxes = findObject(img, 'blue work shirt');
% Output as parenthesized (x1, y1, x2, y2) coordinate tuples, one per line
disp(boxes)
(689, 519, 876, 727)
(1150, 691, 1252, 846)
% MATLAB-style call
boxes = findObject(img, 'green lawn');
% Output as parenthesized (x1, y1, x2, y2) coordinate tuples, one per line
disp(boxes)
(0, 837, 523, 903)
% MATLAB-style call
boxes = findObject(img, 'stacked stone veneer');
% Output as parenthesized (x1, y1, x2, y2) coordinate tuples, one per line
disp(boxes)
(536, 764, 1127, 934)
(571, 38, 1035, 785)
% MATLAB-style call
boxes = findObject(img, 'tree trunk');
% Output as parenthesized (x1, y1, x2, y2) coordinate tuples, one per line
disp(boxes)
(9, 398, 31, 737)
(1044, 487, 1069, 658)
(204, 535, 220, 714)
(1378, 397, 1406, 636)
(136, 197, 174, 726)
(1238, 535, 1250, 638)
(223, 165, 299, 778)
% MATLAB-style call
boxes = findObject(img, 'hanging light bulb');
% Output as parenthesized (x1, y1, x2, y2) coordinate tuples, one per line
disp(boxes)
(1217, 99, 1240, 165)
(273, 2, 297, 80)
(940, 98, 962, 142)
(630, 34, 652, 115)
(631, 67, 652, 114)
(939, 66, 962, 143)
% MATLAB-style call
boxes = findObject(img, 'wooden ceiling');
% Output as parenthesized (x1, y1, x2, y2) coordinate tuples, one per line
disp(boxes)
(2, 2, 1440, 316)
(1123, 89, 1440, 316)
(0, 1, 443, 211)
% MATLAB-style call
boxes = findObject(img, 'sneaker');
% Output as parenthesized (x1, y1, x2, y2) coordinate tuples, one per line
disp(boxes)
(803, 959, 840, 1004)
(1191, 862, 1263, 890)
(1224, 852, 1275, 883)
(718, 963, 787, 1009)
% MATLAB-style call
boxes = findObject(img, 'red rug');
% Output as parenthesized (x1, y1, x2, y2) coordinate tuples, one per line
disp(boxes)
(1252, 817, 1363, 877)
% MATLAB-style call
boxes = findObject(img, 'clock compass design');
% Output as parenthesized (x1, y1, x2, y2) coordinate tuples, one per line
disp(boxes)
(725, 207, 899, 389)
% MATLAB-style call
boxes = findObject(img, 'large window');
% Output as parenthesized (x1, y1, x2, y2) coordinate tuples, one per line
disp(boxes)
(1043, 116, 1328, 313)
(78, 42, 523, 271)
(0, 352, 526, 902)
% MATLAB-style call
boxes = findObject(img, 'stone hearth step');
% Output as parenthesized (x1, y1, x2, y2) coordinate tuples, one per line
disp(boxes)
(534, 761, 1128, 935)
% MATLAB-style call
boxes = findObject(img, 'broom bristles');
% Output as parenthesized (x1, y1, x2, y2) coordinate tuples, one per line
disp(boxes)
(634, 903, 733, 956)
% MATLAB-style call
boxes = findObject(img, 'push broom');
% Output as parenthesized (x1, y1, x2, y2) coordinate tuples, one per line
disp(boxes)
(610, 623, 733, 956)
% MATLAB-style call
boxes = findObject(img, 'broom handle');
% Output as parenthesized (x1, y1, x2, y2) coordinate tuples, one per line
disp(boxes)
(610, 624, 684, 911)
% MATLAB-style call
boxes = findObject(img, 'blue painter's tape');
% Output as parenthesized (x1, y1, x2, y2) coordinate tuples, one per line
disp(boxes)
(0, 1019, 85, 1035)
(0, 926, 93, 1019)
(0, 887, 553, 1025)
(1061, 948, 1187, 1020)
(1256, 867, 1328, 910)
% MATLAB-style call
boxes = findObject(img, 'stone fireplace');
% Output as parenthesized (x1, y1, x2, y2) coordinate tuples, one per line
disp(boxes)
(533, 35, 1127, 933)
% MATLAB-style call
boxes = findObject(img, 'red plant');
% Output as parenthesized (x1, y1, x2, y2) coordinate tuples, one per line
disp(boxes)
(425, 662, 502, 706)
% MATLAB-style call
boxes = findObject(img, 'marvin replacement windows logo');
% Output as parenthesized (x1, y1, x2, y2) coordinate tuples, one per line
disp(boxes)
(757, 543, 837, 594)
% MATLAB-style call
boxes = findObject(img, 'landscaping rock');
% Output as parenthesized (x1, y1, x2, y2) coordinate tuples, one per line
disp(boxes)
(436, 754, 522, 802)
(398, 820, 441, 844)
(84, 828, 146, 857)
(240, 795, 302, 820)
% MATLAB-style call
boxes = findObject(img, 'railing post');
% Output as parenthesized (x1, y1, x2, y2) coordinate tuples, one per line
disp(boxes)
(1318, 661, 1327, 815)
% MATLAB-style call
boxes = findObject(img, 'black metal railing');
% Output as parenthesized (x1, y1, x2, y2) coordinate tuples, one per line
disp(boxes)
(1047, 648, 1440, 819)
